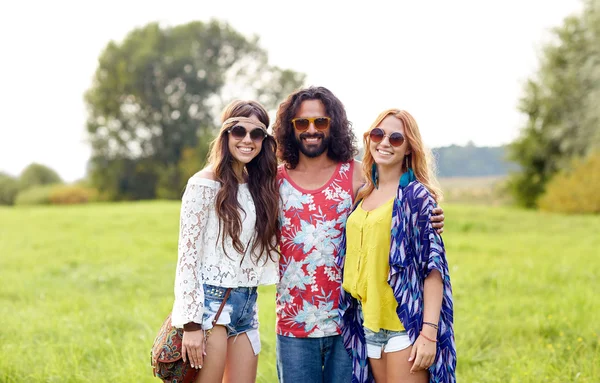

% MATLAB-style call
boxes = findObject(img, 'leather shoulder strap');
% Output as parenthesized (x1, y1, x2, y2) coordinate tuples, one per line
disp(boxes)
(211, 288, 232, 326)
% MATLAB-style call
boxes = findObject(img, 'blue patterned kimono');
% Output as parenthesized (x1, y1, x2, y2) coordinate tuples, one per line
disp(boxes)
(336, 180, 456, 383)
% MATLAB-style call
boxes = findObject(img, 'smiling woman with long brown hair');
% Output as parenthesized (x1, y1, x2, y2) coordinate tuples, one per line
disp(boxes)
(170, 99, 280, 383)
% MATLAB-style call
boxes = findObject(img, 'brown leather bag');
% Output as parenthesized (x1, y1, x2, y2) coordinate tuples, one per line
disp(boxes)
(151, 288, 232, 382)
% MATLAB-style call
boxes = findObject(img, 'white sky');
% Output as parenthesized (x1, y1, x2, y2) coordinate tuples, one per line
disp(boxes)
(0, 0, 584, 181)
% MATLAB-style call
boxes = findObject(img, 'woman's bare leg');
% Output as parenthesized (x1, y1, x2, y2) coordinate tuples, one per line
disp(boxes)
(193, 326, 228, 383)
(368, 352, 387, 382)
(385, 346, 428, 383)
(222, 332, 259, 383)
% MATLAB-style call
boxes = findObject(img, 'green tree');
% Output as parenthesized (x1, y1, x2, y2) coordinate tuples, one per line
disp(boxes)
(0, 172, 19, 205)
(19, 163, 62, 191)
(85, 20, 305, 200)
(509, 0, 600, 207)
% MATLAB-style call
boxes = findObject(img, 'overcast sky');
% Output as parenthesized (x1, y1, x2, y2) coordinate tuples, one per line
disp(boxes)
(0, 0, 584, 181)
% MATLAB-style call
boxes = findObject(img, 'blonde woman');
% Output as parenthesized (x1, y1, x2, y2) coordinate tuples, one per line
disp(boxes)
(337, 109, 456, 383)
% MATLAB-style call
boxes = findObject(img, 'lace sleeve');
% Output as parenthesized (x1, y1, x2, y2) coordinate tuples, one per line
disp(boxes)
(171, 181, 216, 328)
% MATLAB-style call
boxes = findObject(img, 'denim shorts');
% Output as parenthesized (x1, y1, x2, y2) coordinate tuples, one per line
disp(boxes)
(201, 284, 261, 355)
(364, 328, 412, 359)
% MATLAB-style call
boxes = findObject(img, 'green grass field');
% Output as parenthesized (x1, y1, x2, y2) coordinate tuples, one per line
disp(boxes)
(1, 202, 599, 382)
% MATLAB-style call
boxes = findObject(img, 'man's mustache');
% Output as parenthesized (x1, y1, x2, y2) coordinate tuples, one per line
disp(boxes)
(299, 132, 325, 139)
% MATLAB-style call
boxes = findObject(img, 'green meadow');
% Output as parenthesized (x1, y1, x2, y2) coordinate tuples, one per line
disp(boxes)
(0, 202, 598, 382)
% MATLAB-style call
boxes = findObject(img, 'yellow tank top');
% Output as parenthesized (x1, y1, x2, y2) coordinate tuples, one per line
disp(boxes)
(342, 198, 404, 332)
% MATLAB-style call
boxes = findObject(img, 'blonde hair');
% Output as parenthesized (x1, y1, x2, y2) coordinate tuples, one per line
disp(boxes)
(357, 109, 443, 202)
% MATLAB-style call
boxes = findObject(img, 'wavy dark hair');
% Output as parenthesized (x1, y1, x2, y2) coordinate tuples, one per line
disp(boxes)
(207, 100, 279, 264)
(273, 86, 358, 168)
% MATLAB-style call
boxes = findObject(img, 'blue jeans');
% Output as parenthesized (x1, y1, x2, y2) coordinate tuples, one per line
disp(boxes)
(276, 334, 352, 383)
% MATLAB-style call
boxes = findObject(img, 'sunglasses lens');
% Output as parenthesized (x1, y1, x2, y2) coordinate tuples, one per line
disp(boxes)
(293, 118, 310, 131)
(249, 128, 266, 142)
(389, 132, 405, 147)
(314, 118, 330, 130)
(230, 125, 247, 139)
(369, 128, 384, 143)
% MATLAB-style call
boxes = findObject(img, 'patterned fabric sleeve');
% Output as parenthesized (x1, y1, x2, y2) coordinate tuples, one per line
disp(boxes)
(171, 182, 216, 328)
(412, 185, 447, 280)
(411, 183, 457, 383)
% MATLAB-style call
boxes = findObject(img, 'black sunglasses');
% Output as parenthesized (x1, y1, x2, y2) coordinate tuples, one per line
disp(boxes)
(369, 128, 405, 147)
(227, 125, 267, 142)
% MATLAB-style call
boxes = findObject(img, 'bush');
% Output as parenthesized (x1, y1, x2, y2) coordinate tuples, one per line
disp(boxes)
(14, 184, 58, 206)
(49, 185, 98, 205)
(14, 184, 100, 206)
(19, 163, 62, 191)
(0, 172, 19, 205)
(538, 152, 600, 214)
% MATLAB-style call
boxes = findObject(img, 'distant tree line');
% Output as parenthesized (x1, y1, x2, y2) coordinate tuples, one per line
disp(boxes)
(355, 143, 518, 178)
(432, 143, 518, 178)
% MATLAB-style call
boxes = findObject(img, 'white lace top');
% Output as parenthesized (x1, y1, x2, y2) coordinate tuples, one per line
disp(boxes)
(171, 174, 279, 328)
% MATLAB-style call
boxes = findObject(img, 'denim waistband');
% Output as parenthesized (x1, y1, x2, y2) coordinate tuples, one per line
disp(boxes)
(231, 286, 258, 293)
(205, 284, 258, 293)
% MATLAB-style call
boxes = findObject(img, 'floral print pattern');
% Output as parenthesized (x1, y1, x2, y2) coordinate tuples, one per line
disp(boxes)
(277, 162, 355, 338)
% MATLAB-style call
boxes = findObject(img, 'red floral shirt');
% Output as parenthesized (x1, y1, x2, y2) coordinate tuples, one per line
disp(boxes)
(276, 161, 355, 337)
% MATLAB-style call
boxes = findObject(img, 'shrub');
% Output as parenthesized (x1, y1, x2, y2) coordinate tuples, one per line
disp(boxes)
(48, 185, 98, 205)
(538, 152, 600, 214)
(0, 172, 19, 205)
(14, 184, 58, 206)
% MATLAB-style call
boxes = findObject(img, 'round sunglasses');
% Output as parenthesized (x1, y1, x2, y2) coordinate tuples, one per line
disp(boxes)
(227, 125, 268, 143)
(369, 128, 405, 147)
(291, 117, 331, 132)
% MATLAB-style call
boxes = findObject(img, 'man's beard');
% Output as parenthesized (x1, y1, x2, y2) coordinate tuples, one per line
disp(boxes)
(295, 132, 330, 158)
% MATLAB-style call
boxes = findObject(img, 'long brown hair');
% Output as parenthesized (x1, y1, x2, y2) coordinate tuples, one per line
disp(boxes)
(207, 100, 279, 264)
(357, 109, 443, 202)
